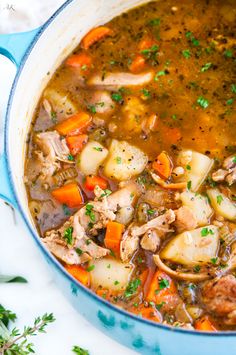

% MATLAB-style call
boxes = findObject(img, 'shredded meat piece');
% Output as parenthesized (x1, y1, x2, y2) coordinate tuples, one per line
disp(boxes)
(120, 226, 139, 262)
(212, 155, 236, 185)
(88, 72, 153, 90)
(140, 229, 160, 252)
(89, 90, 114, 114)
(201, 275, 236, 324)
(174, 206, 198, 233)
(131, 209, 175, 238)
(36, 131, 71, 180)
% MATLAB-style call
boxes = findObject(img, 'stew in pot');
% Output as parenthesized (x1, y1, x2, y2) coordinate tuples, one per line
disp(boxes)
(24, 0, 236, 331)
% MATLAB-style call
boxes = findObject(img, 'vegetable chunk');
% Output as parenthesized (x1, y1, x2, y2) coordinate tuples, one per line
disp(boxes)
(104, 139, 148, 181)
(207, 188, 236, 221)
(90, 258, 133, 291)
(161, 225, 219, 266)
(79, 141, 108, 175)
(180, 191, 213, 226)
(178, 150, 213, 191)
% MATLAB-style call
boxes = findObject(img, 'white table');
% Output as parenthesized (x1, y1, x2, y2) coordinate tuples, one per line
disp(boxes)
(0, 55, 138, 355)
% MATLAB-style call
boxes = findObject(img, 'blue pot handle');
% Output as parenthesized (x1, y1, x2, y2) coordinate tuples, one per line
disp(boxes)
(0, 27, 41, 208)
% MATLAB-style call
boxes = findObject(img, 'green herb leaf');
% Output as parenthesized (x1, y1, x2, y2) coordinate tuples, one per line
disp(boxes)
(76, 248, 83, 256)
(182, 49, 191, 59)
(154, 70, 167, 81)
(116, 156, 122, 164)
(231, 84, 236, 94)
(158, 278, 169, 290)
(226, 98, 234, 106)
(68, 154, 74, 161)
(93, 147, 103, 152)
(87, 265, 95, 272)
(85, 204, 96, 222)
(186, 164, 191, 171)
(124, 279, 141, 298)
(197, 96, 209, 109)
(201, 227, 214, 237)
(187, 181, 192, 190)
(148, 18, 161, 26)
(72, 346, 90, 355)
(155, 302, 166, 310)
(200, 63, 212, 72)
(224, 49, 233, 58)
(193, 265, 201, 273)
(111, 92, 123, 102)
(141, 88, 151, 98)
(64, 227, 74, 245)
(210, 257, 218, 265)
(0, 275, 28, 283)
(216, 195, 223, 205)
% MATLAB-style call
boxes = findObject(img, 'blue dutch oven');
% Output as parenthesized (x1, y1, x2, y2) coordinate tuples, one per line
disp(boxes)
(0, 1, 235, 354)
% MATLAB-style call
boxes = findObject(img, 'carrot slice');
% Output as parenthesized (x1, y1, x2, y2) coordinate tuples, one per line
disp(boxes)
(65, 53, 92, 70)
(139, 38, 156, 51)
(104, 221, 124, 257)
(129, 55, 146, 73)
(66, 134, 88, 156)
(52, 183, 83, 208)
(55, 112, 92, 136)
(130, 303, 162, 323)
(65, 265, 90, 287)
(82, 26, 113, 50)
(85, 175, 108, 191)
(153, 151, 172, 179)
(146, 270, 177, 305)
(195, 316, 217, 332)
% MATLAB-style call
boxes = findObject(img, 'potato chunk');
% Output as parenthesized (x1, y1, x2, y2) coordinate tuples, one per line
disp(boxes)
(180, 191, 213, 226)
(104, 139, 148, 181)
(161, 225, 219, 266)
(207, 188, 236, 221)
(44, 88, 77, 117)
(79, 141, 108, 175)
(90, 258, 133, 291)
(177, 150, 213, 192)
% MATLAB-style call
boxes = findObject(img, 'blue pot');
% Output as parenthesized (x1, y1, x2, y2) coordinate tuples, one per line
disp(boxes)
(0, 1, 235, 354)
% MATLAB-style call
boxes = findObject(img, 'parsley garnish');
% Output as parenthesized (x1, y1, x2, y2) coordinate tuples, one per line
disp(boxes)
(210, 257, 218, 265)
(87, 265, 95, 272)
(147, 209, 155, 215)
(51, 111, 57, 123)
(64, 227, 73, 245)
(224, 49, 233, 58)
(186, 164, 191, 171)
(76, 248, 83, 256)
(87, 104, 96, 113)
(124, 279, 141, 298)
(193, 265, 201, 273)
(154, 70, 167, 81)
(197, 96, 209, 109)
(93, 147, 103, 152)
(187, 181, 192, 190)
(158, 278, 169, 290)
(182, 49, 191, 59)
(216, 195, 223, 205)
(72, 345, 90, 355)
(141, 88, 151, 98)
(231, 84, 236, 94)
(116, 156, 122, 164)
(101, 189, 112, 198)
(148, 18, 161, 26)
(141, 44, 159, 59)
(201, 227, 214, 237)
(155, 302, 166, 310)
(85, 204, 96, 222)
(111, 92, 123, 102)
(226, 98, 234, 106)
(68, 154, 74, 161)
(114, 280, 120, 285)
(201, 63, 212, 72)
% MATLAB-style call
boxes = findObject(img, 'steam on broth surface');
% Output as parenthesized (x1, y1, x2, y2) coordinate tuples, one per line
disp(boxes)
(25, 0, 236, 331)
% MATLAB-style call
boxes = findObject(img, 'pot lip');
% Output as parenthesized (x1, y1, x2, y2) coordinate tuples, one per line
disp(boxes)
(4, 0, 236, 337)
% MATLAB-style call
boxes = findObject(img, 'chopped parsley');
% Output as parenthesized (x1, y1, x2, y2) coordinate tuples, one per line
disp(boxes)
(201, 227, 214, 237)
(101, 189, 112, 198)
(185, 31, 199, 46)
(231, 84, 236, 94)
(201, 63, 212, 72)
(68, 154, 74, 161)
(224, 49, 233, 58)
(232, 156, 236, 164)
(187, 181, 192, 190)
(171, 114, 177, 120)
(216, 195, 223, 205)
(116, 156, 122, 164)
(76, 248, 83, 256)
(197, 96, 209, 109)
(193, 265, 201, 273)
(210, 257, 218, 265)
(93, 146, 103, 152)
(186, 164, 191, 171)
(72, 345, 90, 355)
(141, 88, 151, 98)
(62, 203, 70, 216)
(87, 104, 96, 113)
(148, 18, 161, 26)
(107, 264, 111, 269)
(154, 70, 167, 81)
(158, 278, 169, 290)
(87, 265, 95, 272)
(147, 209, 156, 215)
(51, 111, 57, 123)
(226, 98, 234, 106)
(182, 49, 191, 59)
(155, 302, 166, 310)
(137, 256, 143, 264)
(64, 227, 73, 245)
(81, 64, 87, 71)
(114, 280, 120, 286)
(111, 92, 123, 102)
(141, 44, 159, 59)
(124, 279, 141, 298)
(85, 204, 96, 222)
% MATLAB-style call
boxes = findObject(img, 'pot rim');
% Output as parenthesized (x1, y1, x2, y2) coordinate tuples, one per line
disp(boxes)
(4, 0, 236, 337)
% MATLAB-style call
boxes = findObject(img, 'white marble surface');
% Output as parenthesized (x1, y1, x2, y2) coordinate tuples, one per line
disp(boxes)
(0, 2, 139, 353)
